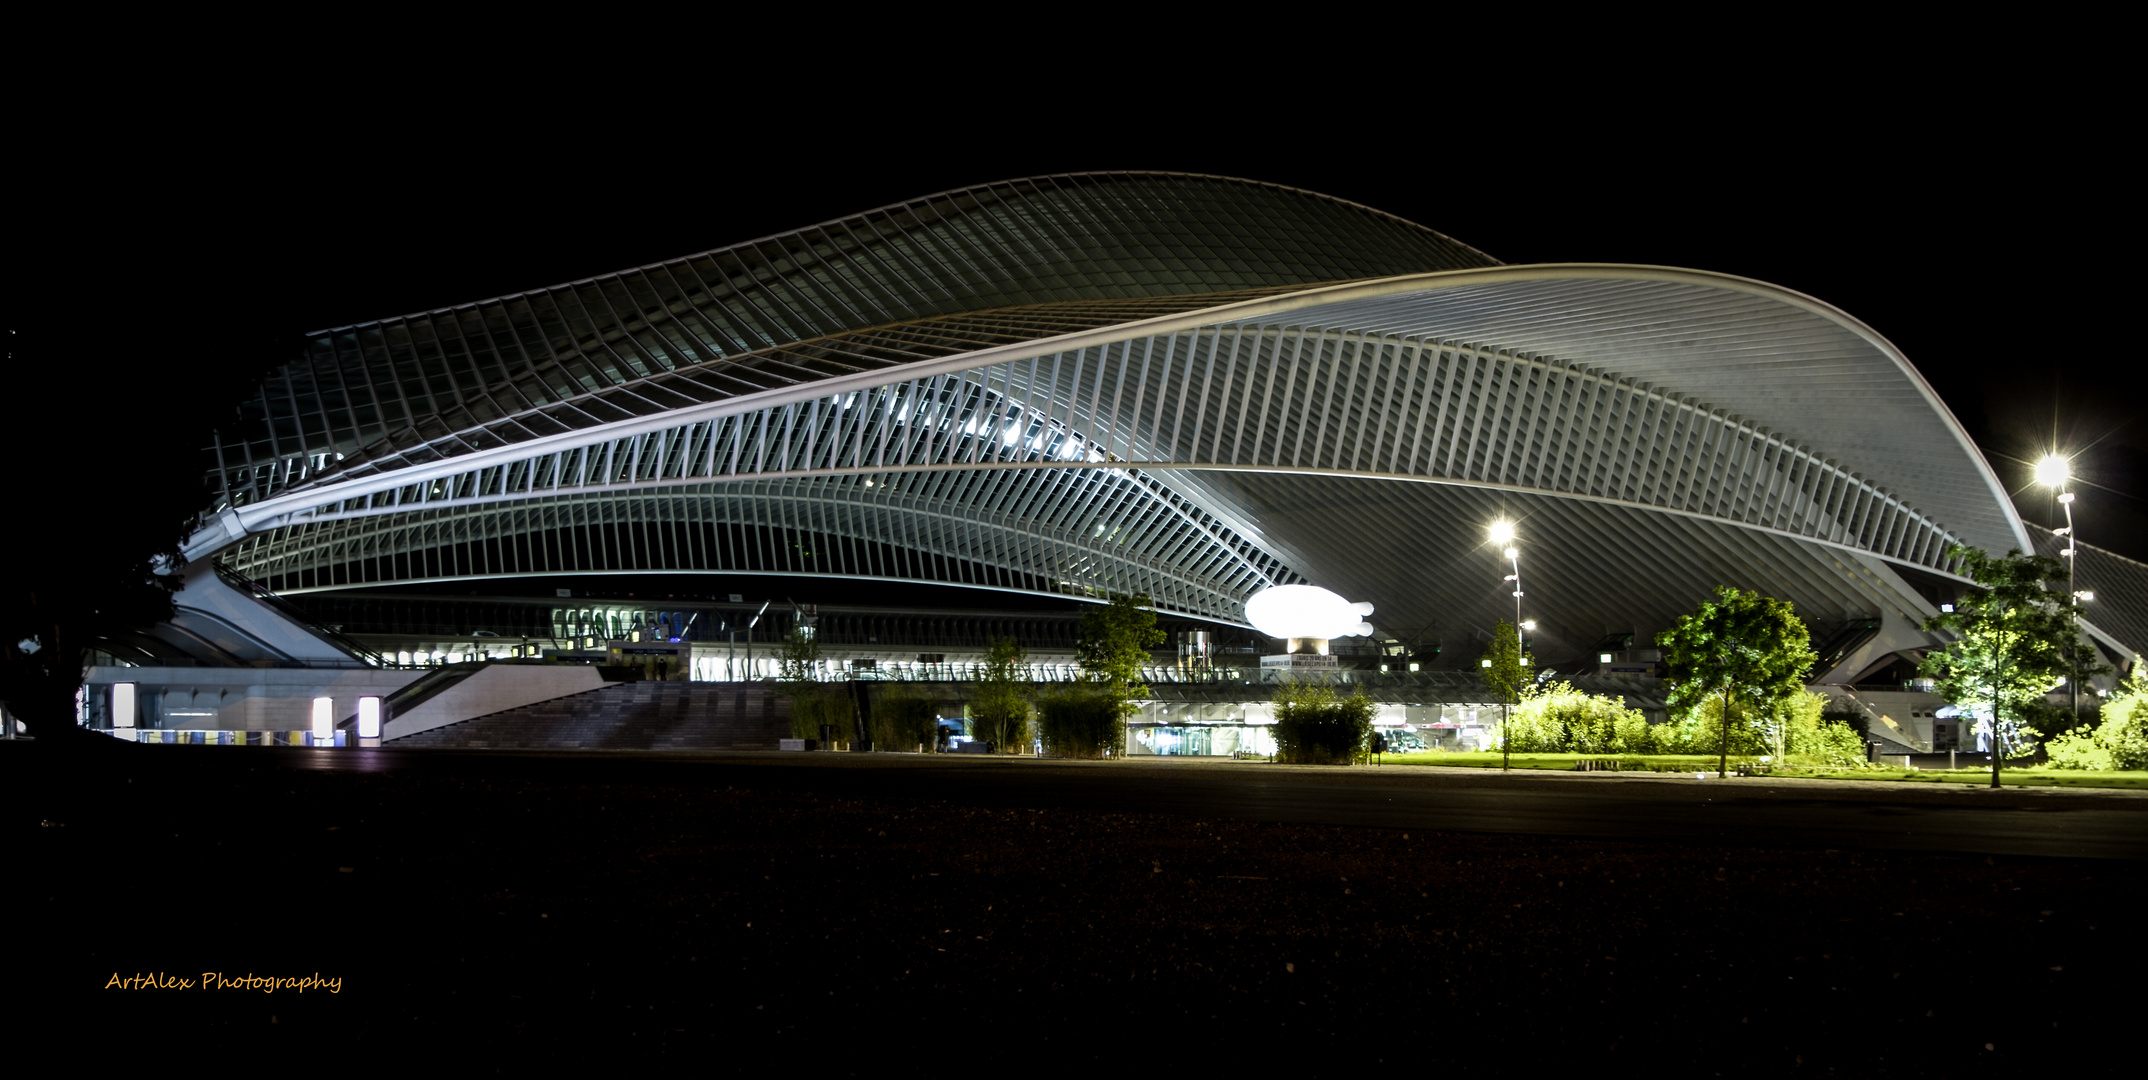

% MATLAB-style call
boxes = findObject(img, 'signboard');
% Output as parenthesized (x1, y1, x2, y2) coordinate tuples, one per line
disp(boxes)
(1260, 654, 1339, 669)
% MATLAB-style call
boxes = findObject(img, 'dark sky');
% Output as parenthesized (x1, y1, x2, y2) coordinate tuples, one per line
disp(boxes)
(26, 78, 2142, 564)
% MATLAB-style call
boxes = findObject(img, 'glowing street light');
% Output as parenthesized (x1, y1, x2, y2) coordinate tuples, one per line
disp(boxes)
(1488, 523, 1528, 651)
(1488, 520, 1535, 770)
(2038, 454, 2085, 724)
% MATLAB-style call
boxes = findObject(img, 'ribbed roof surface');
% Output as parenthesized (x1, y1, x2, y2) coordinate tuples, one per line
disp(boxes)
(218, 173, 1495, 506)
(2033, 526, 2148, 664)
(1251, 274, 2024, 556)
(194, 175, 2148, 663)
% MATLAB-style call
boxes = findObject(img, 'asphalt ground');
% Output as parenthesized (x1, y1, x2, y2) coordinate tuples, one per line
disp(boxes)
(13, 742, 2141, 1074)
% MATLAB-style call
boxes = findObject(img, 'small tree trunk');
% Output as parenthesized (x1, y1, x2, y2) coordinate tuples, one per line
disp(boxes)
(1988, 633, 2006, 790)
(1719, 685, 1733, 778)
(1502, 697, 1511, 772)
(1991, 678, 2003, 789)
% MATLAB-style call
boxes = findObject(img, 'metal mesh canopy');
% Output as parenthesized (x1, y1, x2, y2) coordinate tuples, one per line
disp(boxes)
(187, 172, 2145, 664)
(212, 172, 1494, 507)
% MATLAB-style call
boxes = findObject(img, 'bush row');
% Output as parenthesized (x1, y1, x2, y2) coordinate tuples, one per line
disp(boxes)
(1272, 682, 1374, 764)
(1499, 684, 1867, 767)
(2045, 672, 2148, 770)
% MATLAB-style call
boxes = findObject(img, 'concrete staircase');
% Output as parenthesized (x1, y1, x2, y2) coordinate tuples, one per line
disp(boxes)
(388, 681, 790, 750)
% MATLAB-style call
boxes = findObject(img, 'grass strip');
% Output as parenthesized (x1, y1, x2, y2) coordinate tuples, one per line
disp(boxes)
(1376, 752, 1752, 772)
(1768, 767, 2148, 790)
(1374, 754, 2148, 789)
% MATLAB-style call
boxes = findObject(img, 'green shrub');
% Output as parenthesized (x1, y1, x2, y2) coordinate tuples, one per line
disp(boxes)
(2044, 729, 2114, 770)
(1036, 685, 1123, 758)
(1272, 682, 1374, 764)
(1799, 719, 1870, 767)
(2046, 671, 2148, 770)
(2019, 697, 2096, 741)
(788, 685, 855, 742)
(1619, 716, 1666, 755)
(1658, 696, 1768, 755)
(1775, 691, 1863, 767)
(872, 686, 941, 751)
(1654, 691, 1864, 766)
(1820, 702, 1871, 742)
(2102, 676, 2148, 770)
(1503, 682, 1648, 753)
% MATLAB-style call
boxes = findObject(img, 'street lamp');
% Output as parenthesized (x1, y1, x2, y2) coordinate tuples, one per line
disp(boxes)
(728, 599, 772, 681)
(2034, 454, 2071, 490)
(2037, 454, 2085, 727)
(1489, 520, 1532, 770)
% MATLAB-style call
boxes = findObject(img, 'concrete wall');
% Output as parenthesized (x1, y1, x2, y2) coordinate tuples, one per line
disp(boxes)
(384, 665, 608, 740)
(84, 667, 424, 730)
(1814, 685, 1947, 752)
(171, 561, 359, 664)
(84, 662, 605, 737)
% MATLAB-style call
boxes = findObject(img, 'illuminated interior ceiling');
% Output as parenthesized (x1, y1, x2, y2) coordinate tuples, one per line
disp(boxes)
(186, 172, 2144, 665)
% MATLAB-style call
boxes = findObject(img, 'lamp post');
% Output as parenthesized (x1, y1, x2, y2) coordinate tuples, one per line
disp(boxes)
(1488, 520, 1531, 771)
(2036, 454, 2088, 728)
(729, 599, 772, 681)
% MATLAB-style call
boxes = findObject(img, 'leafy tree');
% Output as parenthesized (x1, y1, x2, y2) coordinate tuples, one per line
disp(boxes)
(3, 574, 177, 747)
(1075, 592, 1165, 718)
(776, 625, 821, 687)
(1920, 547, 2104, 787)
(2017, 698, 2093, 742)
(1271, 680, 1376, 764)
(1478, 620, 1531, 770)
(773, 627, 852, 744)
(3, 315, 276, 748)
(969, 637, 1031, 752)
(1657, 586, 1818, 778)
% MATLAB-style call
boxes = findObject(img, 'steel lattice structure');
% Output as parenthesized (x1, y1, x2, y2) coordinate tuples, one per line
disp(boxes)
(185, 172, 2146, 669)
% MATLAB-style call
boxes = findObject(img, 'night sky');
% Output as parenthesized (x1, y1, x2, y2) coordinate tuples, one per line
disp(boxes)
(27, 84, 2140, 566)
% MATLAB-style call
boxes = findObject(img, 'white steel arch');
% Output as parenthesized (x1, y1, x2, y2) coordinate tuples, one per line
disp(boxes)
(203, 267, 2018, 602)
(180, 168, 2148, 669)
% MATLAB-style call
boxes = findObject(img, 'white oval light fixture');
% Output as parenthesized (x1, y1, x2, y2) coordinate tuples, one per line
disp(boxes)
(1244, 585, 1374, 639)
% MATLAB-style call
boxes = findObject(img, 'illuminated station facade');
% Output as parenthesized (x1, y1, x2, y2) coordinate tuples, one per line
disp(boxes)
(82, 173, 2146, 754)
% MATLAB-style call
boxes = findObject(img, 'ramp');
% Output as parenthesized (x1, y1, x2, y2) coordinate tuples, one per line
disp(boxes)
(387, 682, 790, 750)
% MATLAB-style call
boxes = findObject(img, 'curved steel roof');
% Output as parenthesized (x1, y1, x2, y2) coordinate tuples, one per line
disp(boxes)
(185, 173, 2143, 663)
